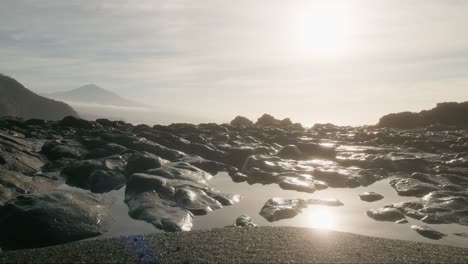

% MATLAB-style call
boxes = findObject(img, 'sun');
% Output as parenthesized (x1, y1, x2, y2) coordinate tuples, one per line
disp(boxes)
(289, 3, 354, 59)
(307, 207, 337, 230)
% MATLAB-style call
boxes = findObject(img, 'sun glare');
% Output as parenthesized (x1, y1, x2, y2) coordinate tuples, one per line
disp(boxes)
(307, 206, 337, 230)
(289, 3, 354, 58)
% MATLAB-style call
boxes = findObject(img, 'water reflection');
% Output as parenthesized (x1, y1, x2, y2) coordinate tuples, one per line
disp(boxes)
(306, 207, 336, 230)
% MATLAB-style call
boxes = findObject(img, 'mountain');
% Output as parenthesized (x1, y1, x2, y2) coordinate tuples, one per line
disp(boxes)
(378, 102, 468, 128)
(46, 84, 139, 107)
(0, 74, 78, 120)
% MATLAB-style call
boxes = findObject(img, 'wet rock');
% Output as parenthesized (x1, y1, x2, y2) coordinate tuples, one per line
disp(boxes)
(175, 186, 222, 215)
(234, 215, 257, 227)
(230, 172, 248, 183)
(0, 169, 59, 206)
(61, 160, 106, 189)
(359, 192, 384, 202)
(278, 174, 328, 193)
(89, 170, 126, 193)
(366, 207, 406, 222)
(393, 191, 468, 226)
(41, 140, 88, 160)
(296, 142, 336, 159)
(275, 145, 303, 160)
(178, 156, 234, 175)
(0, 132, 45, 174)
(396, 219, 408, 224)
(411, 225, 447, 240)
(126, 191, 193, 232)
(146, 162, 212, 184)
(390, 178, 440, 198)
(260, 198, 307, 222)
(454, 232, 468, 238)
(101, 132, 186, 161)
(125, 172, 239, 231)
(126, 152, 163, 174)
(230, 116, 254, 127)
(0, 190, 113, 249)
(314, 170, 361, 188)
(260, 197, 342, 222)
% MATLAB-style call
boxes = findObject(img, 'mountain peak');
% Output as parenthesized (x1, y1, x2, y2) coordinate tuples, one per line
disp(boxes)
(46, 84, 139, 107)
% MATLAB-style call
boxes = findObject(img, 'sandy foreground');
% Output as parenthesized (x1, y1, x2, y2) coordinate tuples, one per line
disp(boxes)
(1, 227, 467, 263)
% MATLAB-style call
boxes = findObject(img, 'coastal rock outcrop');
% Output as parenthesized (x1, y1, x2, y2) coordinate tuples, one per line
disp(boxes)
(378, 102, 468, 128)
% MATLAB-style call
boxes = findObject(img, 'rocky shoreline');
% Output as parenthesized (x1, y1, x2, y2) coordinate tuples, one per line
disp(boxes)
(0, 114, 467, 250)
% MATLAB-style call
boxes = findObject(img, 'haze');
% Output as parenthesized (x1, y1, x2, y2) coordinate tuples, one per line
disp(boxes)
(1, 0, 468, 125)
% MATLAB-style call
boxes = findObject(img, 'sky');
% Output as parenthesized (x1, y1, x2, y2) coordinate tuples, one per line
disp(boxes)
(1, 0, 468, 125)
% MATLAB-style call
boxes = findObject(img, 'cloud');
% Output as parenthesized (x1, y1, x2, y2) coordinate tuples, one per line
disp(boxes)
(1, 0, 468, 125)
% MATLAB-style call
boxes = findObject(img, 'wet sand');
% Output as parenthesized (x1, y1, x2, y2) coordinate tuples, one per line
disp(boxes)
(2, 227, 467, 263)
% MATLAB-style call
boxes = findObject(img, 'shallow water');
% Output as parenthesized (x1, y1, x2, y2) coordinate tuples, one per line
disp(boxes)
(60, 172, 468, 248)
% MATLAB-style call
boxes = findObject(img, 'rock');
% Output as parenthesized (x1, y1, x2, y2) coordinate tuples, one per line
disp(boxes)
(260, 198, 307, 222)
(126, 152, 163, 174)
(101, 133, 186, 161)
(278, 175, 328, 193)
(0, 190, 113, 249)
(390, 178, 440, 197)
(0, 169, 59, 206)
(393, 190, 468, 226)
(379, 102, 468, 128)
(359, 192, 384, 202)
(230, 116, 254, 127)
(89, 170, 126, 193)
(260, 197, 342, 222)
(61, 160, 105, 189)
(146, 162, 212, 184)
(255, 114, 281, 127)
(296, 143, 336, 159)
(396, 219, 408, 224)
(178, 156, 234, 175)
(41, 140, 88, 160)
(0, 132, 45, 174)
(275, 145, 303, 160)
(125, 172, 239, 231)
(454, 232, 468, 238)
(235, 215, 257, 227)
(411, 225, 447, 240)
(175, 186, 222, 215)
(58, 116, 98, 129)
(126, 191, 193, 232)
(230, 172, 248, 183)
(366, 207, 406, 222)
(314, 170, 361, 188)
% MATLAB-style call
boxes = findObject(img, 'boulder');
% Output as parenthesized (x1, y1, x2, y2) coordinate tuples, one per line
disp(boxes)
(230, 116, 254, 127)
(89, 170, 126, 193)
(411, 225, 447, 240)
(126, 152, 163, 174)
(366, 207, 406, 222)
(234, 215, 257, 227)
(260, 198, 307, 222)
(0, 190, 113, 249)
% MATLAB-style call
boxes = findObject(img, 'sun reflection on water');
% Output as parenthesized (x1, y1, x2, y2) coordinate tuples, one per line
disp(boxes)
(307, 206, 337, 230)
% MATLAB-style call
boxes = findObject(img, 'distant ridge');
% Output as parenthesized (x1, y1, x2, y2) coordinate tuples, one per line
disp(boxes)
(47, 84, 139, 107)
(0, 74, 78, 120)
(378, 102, 468, 128)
